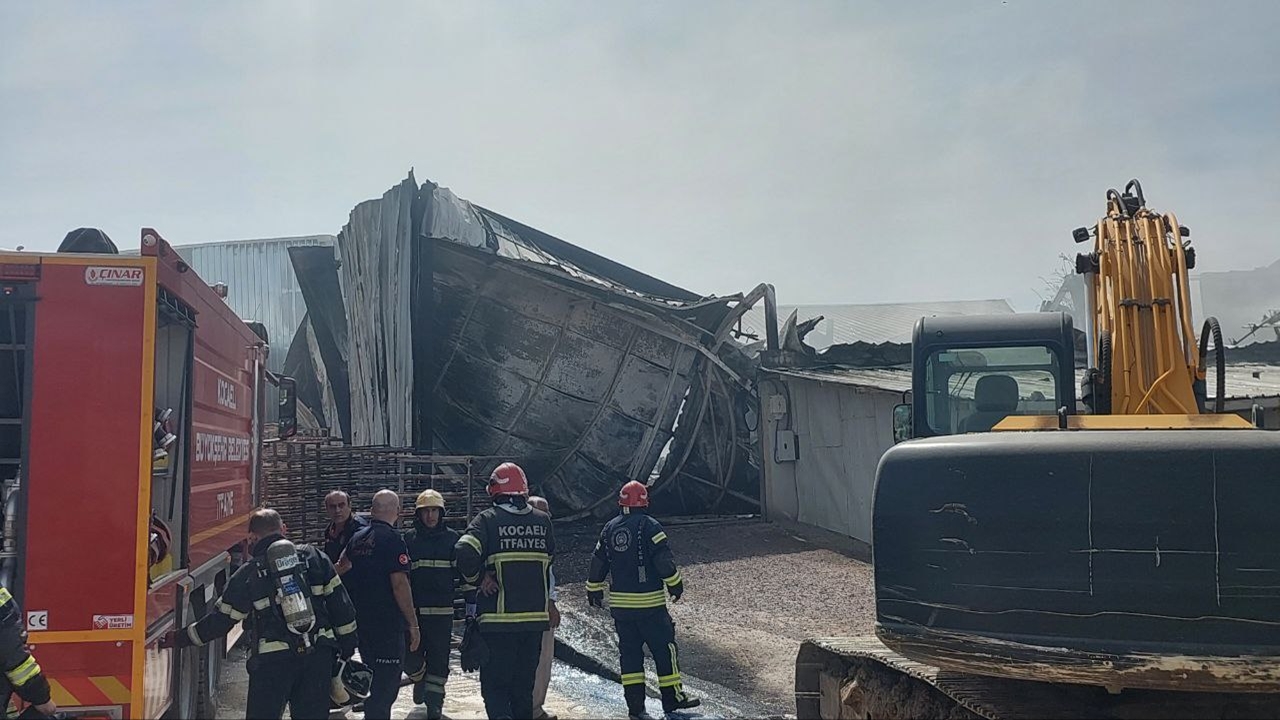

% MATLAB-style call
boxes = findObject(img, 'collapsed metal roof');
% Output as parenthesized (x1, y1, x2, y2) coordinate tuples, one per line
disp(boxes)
(284, 171, 765, 521)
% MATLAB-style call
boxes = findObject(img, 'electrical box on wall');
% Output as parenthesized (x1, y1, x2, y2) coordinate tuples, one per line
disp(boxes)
(775, 429, 798, 462)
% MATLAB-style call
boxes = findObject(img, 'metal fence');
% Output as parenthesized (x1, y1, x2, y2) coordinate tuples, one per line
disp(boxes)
(261, 440, 500, 544)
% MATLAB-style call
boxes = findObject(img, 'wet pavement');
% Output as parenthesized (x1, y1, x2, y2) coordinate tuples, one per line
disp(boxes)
(216, 627, 782, 719)
(552, 606, 783, 720)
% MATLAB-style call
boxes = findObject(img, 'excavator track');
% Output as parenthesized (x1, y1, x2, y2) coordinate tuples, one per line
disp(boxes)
(796, 637, 1280, 720)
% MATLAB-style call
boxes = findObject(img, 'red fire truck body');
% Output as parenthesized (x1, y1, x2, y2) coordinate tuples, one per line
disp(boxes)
(5, 229, 277, 718)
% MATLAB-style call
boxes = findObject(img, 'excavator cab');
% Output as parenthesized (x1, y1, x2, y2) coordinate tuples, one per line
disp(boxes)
(892, 312, 1076, 442)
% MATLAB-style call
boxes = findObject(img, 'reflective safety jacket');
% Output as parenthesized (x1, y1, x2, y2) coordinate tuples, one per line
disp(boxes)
(180, 534, 360, 658)
(0, 585, 51, 708)
(587, 509, 683, 615)
(455, 499, 555, 632)
(403, 518, 476, 616)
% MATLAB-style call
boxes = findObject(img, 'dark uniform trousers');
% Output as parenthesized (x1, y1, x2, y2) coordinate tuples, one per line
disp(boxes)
(479, 630, 544, 720)
(360, 630, 405, 720)
(245, 647, 335, 720)
(417, 613, 454, 704)
(616, 607, 689, 712)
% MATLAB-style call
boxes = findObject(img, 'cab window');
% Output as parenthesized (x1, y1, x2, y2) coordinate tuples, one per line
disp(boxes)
(924, 345, 1060, 435)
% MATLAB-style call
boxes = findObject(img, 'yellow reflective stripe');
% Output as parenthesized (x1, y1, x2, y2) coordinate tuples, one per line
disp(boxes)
(651, 532, 668, 544)
(609, 597, 666, 606)
(47, 679, 75, 707)
(486, 551, 550, 566)
(659, 673, 682, 688)
(663, 571, 682, 587)
(187, 624, 204, 647)
(258, 640, 290, 654)
(418, 607, 455, 615)
(90, 675, 132, 704)
(478, 612, 549, 624)
(0, 587, 11, 605)
(459, 583, 477, 591)
(621, 672, 646, 686)
(610, 590, 666, 606)
(217, 600, 248, 621)
(458, 534, 482, 553)
(6, 656, 40, 687)
(412, 559, 453, 569)
(585, 581, 607, 592)
(318, 627, 335, 640)
(253, 597, 271, 611)
(313, 574, 343, 596)
(336, 620, 358, 636)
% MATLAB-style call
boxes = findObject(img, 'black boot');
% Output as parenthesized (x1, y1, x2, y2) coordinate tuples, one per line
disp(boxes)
(662, 686, 701, 714)
(625, 683, 651, 720)
(425, 698, 444, 720)
(413, 679, 427, 705)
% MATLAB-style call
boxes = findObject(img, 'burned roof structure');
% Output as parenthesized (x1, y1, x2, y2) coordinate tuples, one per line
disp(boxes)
(284, 172, 769, 522)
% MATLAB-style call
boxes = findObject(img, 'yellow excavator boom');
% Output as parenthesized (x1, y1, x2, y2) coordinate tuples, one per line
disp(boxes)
(1076, 179, 1213, 415)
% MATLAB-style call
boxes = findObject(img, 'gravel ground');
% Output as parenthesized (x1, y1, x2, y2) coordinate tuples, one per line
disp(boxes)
(554, 518, 875, 715)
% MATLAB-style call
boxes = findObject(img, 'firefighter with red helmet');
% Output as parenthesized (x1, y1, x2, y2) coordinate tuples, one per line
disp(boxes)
(455, 462, 556, 720)
(587, 481, 700, 720)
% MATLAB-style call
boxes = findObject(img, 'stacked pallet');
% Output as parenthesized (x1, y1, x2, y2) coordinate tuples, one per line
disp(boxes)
(261, 440, 497, 544)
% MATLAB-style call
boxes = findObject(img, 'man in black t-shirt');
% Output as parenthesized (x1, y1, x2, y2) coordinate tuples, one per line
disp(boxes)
(338, 489, 418, 719)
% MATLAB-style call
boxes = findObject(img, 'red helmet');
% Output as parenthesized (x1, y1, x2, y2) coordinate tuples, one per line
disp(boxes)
(618, 480, 649, 508)
(488, 462, 529, 497)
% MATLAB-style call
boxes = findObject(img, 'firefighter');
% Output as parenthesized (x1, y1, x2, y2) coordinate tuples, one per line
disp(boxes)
(455, 462, 556, 720)
(587, 481, 700, 720)
(402, 488, 476, 719)
(164, 508, 359, 720)
(0, 585, 55, 718)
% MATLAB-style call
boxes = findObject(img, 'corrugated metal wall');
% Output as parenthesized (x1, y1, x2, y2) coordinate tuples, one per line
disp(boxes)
(171, 236, 335, 372)
(168, 235, 336, 421)
(761, 376, 898, 547)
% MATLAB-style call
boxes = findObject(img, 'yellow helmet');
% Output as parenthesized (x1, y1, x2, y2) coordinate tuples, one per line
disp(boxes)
(415, 489, 445, 511)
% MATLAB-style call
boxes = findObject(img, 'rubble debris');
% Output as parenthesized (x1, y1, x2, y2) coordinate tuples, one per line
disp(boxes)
(284, 171, 766, 521)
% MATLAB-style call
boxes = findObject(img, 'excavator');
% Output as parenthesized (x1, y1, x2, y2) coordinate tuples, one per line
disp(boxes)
(795, 181, 1280, 719)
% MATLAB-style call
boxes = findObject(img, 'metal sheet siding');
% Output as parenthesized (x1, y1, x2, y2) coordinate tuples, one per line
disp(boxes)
(169, 236, 334, 373)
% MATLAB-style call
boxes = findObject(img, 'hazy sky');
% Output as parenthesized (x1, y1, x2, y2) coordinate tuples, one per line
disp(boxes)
(2, 1, 1277, 311)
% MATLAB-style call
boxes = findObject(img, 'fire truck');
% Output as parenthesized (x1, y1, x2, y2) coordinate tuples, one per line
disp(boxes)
(0, 229, 296, 718)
